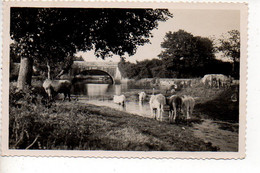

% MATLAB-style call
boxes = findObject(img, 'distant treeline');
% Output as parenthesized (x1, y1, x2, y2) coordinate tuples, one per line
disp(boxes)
(119, 29, 240, 79)
(118, 58, 236, 79)
(118, 29, 241, 80)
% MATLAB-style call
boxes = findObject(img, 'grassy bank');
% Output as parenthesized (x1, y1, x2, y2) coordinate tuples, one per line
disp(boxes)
(177, 83, 239, 122)
(9, 98, 218, 151)
(9, 79, 238, 150)
(107, 82, 239, 123)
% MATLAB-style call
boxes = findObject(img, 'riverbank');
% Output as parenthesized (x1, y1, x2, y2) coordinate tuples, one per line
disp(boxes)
(9, 79, 238, 151)
(9, 99, 218, 151)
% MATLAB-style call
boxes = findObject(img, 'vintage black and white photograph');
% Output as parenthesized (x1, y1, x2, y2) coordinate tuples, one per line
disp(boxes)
(1, 1, 247, 158)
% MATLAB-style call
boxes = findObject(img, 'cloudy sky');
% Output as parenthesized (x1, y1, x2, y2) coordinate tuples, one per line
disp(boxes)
(77, 9, 240, 63)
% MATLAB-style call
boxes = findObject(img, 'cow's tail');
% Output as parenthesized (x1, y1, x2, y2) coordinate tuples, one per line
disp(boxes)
(176, 97, 182, 111)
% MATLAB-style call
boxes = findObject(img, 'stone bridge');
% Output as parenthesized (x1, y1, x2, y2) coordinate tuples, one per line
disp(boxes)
(70, 61, 122, 84)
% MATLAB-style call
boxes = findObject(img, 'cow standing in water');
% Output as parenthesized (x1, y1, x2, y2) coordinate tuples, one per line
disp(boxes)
(43, 79, 72, 101)
(138, 92, 146, 104)
(149, 94, 166, 121)
(166, 95, 182, 123)
(113, 95, 126, 107)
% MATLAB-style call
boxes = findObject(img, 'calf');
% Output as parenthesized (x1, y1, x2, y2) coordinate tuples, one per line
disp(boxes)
(113, 95, 126, 107)
(43, 79, 72, 101)
(181, 95, 195, 120)
(166, 95, 182, 123)
(149, 94, 166, 121)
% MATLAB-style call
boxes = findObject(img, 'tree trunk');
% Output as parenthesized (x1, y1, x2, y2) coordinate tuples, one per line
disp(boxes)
(17, 57, 33, 91)
(47, 61, 51, 79)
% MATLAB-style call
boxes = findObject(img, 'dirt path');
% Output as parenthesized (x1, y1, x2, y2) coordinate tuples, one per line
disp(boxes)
(192, 119, 238, 151)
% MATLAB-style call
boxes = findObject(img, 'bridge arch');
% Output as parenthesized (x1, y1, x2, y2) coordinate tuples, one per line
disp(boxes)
(75, 69, 115, 84)
(71, 61, 122, 84)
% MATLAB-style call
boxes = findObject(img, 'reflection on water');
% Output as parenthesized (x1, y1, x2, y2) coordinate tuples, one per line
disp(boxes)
(72, 83, 128, 97)
(72, 82, 156, 118)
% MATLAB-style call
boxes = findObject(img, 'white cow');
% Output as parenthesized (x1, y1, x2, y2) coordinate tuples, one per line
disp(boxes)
(149, 94, 166, 121)
(201, 74, 231, 88)
(138, 92, 146, 104)
(113, 95, 126, 107)
(201, 74, 213, 87)
(181, 95, 195, 120)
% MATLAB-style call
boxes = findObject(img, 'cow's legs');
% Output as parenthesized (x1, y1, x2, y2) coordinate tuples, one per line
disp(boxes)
(186, 104, 190, 119)
(158, 106, 163, 122)
(63, 93, 67, 101)
(181, 105, 186, 119)
(68, 92, 71, 102)
(190, 104, 194, 119)
(157, 108, 161, 121)
(150, 107, 154, 119)
(169, 110, 173, 123)
(173, 106, 177, 122)
(151, 108, 156, 119)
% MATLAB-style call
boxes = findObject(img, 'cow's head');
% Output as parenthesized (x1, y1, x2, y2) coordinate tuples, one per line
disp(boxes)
(44, 86, 53, 100)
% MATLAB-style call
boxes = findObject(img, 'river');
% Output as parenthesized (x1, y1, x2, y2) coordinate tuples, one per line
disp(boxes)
(72, 82, 155, 118)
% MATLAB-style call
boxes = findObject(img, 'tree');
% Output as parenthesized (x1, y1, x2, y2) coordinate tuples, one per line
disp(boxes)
(11, 8, 172, 90)
(218, 30, 240, 78)
(158, 30, 215, 78)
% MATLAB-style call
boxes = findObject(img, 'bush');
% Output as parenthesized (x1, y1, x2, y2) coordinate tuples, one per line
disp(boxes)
(9, 104, 92, 149)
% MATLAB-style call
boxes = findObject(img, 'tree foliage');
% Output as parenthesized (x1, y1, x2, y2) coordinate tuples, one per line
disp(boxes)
(11, 8, 172, 60)
(119, 58, 164, 79)
(119, 30, 236, 79)
(218, 30, 240, 78)
(11, 8, 172, 88)
(218, 30, 240, 63)
(158, 30, 215, 77)
(119, 58, 233, 79)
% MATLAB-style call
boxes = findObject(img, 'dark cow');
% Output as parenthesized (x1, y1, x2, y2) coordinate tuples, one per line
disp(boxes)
(166, 95, 182, 123)
(43, 79, 72, 101)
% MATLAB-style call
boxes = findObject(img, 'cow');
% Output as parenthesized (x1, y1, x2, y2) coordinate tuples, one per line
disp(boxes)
(215, 74, 231, 88)
(138, 92, 146, 104)
(166, 95, 182, 123)
(181, 95, 195, 120)
(201, 74, 213, 87)
(43, 79, 72, 101)
(202, 74, 231, 88)
(149, 94, 166, 121)
(113, 95, 126, 107)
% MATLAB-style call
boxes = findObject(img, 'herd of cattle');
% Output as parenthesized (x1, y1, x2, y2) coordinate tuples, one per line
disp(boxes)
(42, 74, 235, 123)
(42, 78, 195, 123)
(201, 74, 233, 88)
(113, 90, 195, 123)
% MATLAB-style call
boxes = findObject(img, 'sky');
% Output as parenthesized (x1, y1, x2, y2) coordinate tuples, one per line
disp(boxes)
(77, 9, 240, 63)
